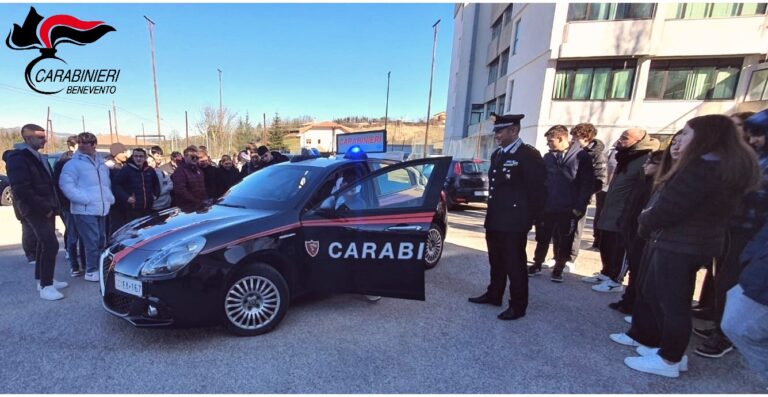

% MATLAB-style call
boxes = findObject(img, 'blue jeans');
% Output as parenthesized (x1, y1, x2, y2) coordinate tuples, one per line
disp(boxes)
(722, 285, 768, 383)
(72, 215, 107, 274)
(61, 209, 86, 271)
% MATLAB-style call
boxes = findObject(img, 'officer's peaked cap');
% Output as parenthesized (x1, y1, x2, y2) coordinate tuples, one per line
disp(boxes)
(491, 112, 524, 132)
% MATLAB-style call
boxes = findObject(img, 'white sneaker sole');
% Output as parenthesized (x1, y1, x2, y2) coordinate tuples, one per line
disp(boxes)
(610, 333, 641, 347)
(592, 285, 625, 293)
(636, 347, 689, 372)
(624, 357, 680, 378)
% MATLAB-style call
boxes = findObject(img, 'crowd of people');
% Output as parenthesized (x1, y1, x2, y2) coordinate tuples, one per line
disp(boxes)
(470, 110, 768, 384)
(4, 129, 287, 300)
(5, 110, 768, 386)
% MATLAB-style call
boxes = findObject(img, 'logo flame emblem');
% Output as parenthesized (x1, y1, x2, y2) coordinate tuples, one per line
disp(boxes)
(305, 240, 320, 258)
(5, 7, 116, 94)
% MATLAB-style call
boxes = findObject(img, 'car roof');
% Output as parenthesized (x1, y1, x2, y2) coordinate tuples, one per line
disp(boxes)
(281, 156, 392, 169)
(453, 158, 489, 162)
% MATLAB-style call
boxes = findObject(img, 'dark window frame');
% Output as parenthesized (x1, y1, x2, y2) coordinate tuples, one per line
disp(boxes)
(503, 5, 514, 27)
(746, 68, 768, 101)
(491, 17, 502, 40)
(512, 19, 521, 55)
(552, 59, 638, 101)
(671, 3, 768, 19)
(645, 58, 743, 101)
(567, 3, 657, 22)
(488, 58, 499, 85)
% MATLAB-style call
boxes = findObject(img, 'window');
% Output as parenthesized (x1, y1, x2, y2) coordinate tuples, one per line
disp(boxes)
(488, 59, 499, 85)
(512, 19, 521, 55)
(317, 139, 321, 145)
(747, 69, 768, 101)
(470, 104, 483, 125)
(306, 139, 312, 144)
(567, 3, 656, 21)
(500, 50, 509, 77)
(503, 5, 514, 27)
(486, 100, 496, 118)
(669, 3, 767, 19)
(497, 95, 506, 113)
(645, 58, 742, 100)
(553, 59, 637, 100)
(491, 18, 502, 40)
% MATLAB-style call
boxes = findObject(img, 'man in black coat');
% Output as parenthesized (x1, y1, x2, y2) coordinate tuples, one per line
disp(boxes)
(468, 113, 547, 320)
(530, 125, 594, 282)
(569, 123, 606, 258)
(112, 148, 160, 226)
(255, 145, 289, 169)
(4, 123, 66, 300)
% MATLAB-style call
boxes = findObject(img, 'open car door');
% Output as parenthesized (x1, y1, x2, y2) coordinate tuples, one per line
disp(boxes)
(300, 156, 452, 300)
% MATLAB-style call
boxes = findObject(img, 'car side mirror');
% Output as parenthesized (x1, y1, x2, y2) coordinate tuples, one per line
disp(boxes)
(319, 196, 336, 212)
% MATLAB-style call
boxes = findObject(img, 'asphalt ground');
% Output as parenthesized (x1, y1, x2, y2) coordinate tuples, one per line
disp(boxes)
(0, 205, 765, 393)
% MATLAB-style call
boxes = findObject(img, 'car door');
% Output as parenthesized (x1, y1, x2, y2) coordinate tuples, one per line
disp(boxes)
(300, 157, 451, 300)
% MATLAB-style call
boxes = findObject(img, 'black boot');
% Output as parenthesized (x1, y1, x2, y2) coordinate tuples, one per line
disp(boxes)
(498, 302, 525, 320)
(468, 292, 502, 306)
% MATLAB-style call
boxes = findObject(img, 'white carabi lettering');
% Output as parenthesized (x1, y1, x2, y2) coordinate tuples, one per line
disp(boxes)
(344, 243, 359, 259)
(379, 243, 394, 259)
(362, 242, 377, 259)
(398, 242, 414, 259)
(329, 242, 343, 259)
(417, 242, 425, 260)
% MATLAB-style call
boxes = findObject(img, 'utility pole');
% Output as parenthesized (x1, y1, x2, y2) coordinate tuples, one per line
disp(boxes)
(144, 16, 162, 136)
(218, 68, 226, 156)
(263, 112, 267, 144)
(423, 19, 440, 158)
(108, 110, 113, 144)
(185, 110, 189, 147)
(82, 115, 86, 132)
(45, 106, 51, 154)
(112, 100, 119, 136)
(385, 71, 391, 131)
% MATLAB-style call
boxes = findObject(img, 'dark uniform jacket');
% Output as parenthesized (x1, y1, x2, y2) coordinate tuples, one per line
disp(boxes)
(484, 140, 547, 232)
(639, 155, 740, 258)
(113, 159, 161, 211)
(3, 146, 59, 218)
(542, 143, 594, 215)
(584, 139, 608, 193)
(171, 161, 207, 212)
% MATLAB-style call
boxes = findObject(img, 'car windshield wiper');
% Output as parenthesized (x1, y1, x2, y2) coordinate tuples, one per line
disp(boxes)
(215, 202, 247, 209)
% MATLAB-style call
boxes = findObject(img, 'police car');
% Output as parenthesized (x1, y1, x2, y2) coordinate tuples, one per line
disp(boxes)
(100, 148, 452, 336)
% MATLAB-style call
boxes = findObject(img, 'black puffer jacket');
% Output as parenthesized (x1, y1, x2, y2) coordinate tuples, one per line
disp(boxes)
(112, 159, 160, 211)
(584, 139, 607, 193)
(3, 146, 59, 218)
(639, 155, 741, 257)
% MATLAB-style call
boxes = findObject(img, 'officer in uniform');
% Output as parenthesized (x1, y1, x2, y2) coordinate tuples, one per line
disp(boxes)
(468, 113, 547, 320)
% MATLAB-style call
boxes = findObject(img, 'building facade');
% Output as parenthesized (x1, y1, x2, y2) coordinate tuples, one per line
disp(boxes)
(444, 2, 768, 159)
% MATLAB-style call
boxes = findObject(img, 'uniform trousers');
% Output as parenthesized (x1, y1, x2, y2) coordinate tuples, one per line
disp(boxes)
(630, 245, 710, 362)
(533, 212, 579, 269)
(486, 230, 529, 313)
(24, 214, 59, 287)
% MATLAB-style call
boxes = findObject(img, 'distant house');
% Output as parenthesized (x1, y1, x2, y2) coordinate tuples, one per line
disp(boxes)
(297, 121, 352, 153)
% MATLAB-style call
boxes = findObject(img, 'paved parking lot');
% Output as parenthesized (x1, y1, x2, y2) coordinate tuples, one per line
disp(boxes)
(0, 205, 764, 393)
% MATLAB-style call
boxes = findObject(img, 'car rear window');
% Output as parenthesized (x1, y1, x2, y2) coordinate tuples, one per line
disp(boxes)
(460, 161, 490, 174)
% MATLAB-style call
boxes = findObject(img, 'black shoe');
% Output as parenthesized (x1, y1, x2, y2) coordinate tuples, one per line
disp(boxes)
(468, 293, 502, 306)
(528, 264, 542, 277)
(497, 306, 525, 320)
(608, 301, 632, 314)
(551, 268, 564, 283)
(695, 333, 734, 358)
(691, 306, 713, 321)
(692, 327, 717, 339)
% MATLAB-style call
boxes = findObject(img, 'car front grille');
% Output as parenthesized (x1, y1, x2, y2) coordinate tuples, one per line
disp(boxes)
(104, 292, 133, 315)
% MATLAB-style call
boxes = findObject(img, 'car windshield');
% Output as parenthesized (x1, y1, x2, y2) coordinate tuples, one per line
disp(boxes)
(461, 160, 490, 174)
(217, 164, 318, 210)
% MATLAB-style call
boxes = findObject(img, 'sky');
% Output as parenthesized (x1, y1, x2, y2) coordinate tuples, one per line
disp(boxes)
(0, 3, 454, 137)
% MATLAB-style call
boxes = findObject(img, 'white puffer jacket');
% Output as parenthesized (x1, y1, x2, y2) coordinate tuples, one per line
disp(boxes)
(59, 151, 115, 216)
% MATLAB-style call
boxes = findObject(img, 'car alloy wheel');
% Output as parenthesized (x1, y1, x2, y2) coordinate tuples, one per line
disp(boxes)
(424, 224, 444, 269)
(1, 186, 12, 206)
(223, 263, 289, 336)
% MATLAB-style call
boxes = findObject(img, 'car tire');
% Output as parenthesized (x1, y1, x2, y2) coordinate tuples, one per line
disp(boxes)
(424, 223, 444, 270)
(223, 263, 289, 336)
(1, 186, 12, 206)
(445, 194, 458, 211)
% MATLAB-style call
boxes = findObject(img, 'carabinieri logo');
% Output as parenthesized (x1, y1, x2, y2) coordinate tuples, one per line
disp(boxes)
(5, 7, 118, 95)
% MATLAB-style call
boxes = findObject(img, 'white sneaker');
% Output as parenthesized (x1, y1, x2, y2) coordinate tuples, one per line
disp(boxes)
(365, 295, 382, 302)
(84, 272, 99, 282)
(624, 353, 680, 378)
(563, 261, 576, 273)
(636, 346, 688, 372)
(592, 279, 625, 293)
(28, 260, 36, 266)
(624, 315, 632, 324)
(610, 332, 642, 347)
(581, 272, 609, 284)
(39, 286, 64, 301)
(36, 280, 69, 291)
(543, 258, 555, 269)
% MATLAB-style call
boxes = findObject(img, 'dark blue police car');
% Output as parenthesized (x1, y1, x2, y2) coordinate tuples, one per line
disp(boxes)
(100, 149, 452, 335)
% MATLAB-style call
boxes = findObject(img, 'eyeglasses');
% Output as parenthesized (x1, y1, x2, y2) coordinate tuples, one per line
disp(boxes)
(188, 155, 199, 160)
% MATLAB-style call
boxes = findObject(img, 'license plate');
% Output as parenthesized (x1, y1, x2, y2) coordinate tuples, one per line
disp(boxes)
(474, 190, 489, 197)
(115, 274, 143, 297)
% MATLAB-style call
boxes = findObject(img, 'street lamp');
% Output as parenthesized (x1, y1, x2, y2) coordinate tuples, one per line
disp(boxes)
(218, 68, 226, 156)
(423, 19, 440, 158)
(384, 71, 391, 131)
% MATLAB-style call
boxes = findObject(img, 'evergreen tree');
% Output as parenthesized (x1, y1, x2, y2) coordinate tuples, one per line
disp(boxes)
(233, 113, 256, 151)
(268, 112, 286, 151)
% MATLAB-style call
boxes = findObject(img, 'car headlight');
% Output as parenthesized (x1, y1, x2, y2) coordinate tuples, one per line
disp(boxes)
(140, 236, 206, 276)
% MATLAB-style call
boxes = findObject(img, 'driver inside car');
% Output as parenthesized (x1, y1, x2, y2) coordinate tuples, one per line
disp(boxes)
(333, 169, 366, 212)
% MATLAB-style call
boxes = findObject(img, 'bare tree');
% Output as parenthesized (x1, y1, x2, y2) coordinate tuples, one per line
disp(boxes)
(195, 105, 237, 158)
